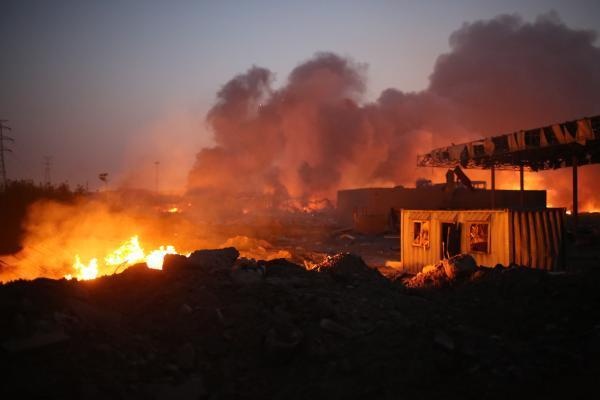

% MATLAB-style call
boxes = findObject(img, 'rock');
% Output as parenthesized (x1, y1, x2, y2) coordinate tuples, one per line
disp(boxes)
(52, 311, 72, 324)
(67, 298, 122, 327)
(230, 262, 264, 285)
(319, 318, 354, 338)
(215, 308, 231, 326)
(263, 327, 304, 363)
(176, 342, 196, 371)
(434, 331, 455, 351)
(180, 303, 193, 314)
(469, 269, 487, 281)
(165, 363, 180, 374)
(443, 254, 477, 280)
(263, 259, 307, 278)
(163, 254, 190, 271)
(2, 326, 69, 352)
(187, 247, 239, 271)
(314, 297, 336, 319)
(155, 375, 206, 400)
(315, 253, 383, 282)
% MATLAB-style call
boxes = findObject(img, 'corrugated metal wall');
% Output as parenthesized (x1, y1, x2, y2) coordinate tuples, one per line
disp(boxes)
(400, 209, 510, 273)
(400, 208, 566, 273)
(510, 208, 565, 270)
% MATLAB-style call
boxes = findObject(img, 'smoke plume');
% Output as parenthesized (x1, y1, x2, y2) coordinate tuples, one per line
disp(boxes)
(189, 12, 600, 210)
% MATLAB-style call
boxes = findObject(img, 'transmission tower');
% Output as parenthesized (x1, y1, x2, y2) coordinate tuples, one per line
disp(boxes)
(0, 120, 13, 191)
(43, 156, 52, 186)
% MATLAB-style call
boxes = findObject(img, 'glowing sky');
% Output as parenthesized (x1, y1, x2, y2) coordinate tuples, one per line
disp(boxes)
(1, 0, 599, 191)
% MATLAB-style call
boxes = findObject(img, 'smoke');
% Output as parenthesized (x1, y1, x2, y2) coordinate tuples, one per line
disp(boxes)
(191, 12, 600, 210)
(429, 12, 600, 133)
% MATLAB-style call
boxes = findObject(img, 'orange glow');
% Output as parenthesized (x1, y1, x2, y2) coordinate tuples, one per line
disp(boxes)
(104, 236, 145, 266)
(146, 245, 177, 269)
(282, 197, 331, 213)
(581, 200, 600, 213)
(68, 256, 99, 281)
(583, 208, 600, 213)
(68, 235, 179, 280)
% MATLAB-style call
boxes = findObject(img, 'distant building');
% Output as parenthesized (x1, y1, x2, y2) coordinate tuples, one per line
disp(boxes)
(336, 183, 546, 234)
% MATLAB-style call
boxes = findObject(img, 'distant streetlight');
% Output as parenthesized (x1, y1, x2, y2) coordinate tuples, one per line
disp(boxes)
(98, 172, 109, 191)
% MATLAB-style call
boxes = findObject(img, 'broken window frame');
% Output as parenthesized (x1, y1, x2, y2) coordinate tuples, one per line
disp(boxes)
(468, 222, 490, 254)
(412, 220, 430, 248)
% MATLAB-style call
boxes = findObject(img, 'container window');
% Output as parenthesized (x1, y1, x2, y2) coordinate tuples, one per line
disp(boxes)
(412, 220, 430, 248)
(469, 223, 489, 253)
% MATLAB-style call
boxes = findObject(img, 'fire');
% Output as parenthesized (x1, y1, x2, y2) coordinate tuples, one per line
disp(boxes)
(281, 197, 332, 213)
(104, 236, 145, 266)
(68, 235, 179, 280)
(67, 255, 99, 281)
(146, 245, 177, 270)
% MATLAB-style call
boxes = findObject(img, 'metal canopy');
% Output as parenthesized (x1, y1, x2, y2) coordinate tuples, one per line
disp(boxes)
(417, 115, 600, 171)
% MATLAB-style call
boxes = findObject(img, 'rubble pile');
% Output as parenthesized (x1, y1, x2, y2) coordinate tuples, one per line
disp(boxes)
(312, 253, 385, 282)
(406, 254, 491, 289)
(1, 249, 600, 399)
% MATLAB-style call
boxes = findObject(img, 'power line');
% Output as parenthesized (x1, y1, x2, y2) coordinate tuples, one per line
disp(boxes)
(0, 119, 14, 191)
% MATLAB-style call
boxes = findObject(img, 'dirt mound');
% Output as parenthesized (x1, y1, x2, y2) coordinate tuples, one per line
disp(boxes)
(173, 247, 240, 271)
(1, 249, 599, 399)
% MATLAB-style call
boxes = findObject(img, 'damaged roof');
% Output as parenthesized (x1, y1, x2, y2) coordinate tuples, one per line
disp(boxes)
(417, 115, 600, 171)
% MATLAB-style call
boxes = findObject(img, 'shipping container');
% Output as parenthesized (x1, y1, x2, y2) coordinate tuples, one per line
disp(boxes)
(400, 208, 565, 273)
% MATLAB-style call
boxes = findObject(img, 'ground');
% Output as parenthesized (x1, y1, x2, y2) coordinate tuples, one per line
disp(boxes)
(1, 248, 599, 400)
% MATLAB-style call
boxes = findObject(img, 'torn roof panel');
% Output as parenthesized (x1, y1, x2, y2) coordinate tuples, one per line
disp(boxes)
(417, 115, 600, 171)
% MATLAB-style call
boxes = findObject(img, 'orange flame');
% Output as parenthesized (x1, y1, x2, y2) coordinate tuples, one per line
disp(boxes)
(67, 235, 179, 280)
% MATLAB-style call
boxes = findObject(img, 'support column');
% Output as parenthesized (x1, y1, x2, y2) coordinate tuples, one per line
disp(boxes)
(519, 164, 525, 208)
(491, 166, 496, 209)
(573, 155, 579, 234)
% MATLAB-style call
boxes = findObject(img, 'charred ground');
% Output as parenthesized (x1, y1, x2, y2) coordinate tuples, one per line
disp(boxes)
(1, 249, 599, 399)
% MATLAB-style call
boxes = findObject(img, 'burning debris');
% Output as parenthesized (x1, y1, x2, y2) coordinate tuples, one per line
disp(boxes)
(66, 235, 179, 281)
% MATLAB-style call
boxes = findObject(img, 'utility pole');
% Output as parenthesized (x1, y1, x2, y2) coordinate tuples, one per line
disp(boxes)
(0, 120, 14, 191)
(98, 173, 109, 191)
(43, 156, 52, 187)
(154, 161, 160, 193)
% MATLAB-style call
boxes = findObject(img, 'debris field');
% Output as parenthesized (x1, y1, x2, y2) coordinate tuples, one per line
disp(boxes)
(1, 248, 599, 399)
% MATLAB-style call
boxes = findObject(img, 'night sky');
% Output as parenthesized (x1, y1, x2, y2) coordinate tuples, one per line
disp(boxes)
(1, 0, 599, 191)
